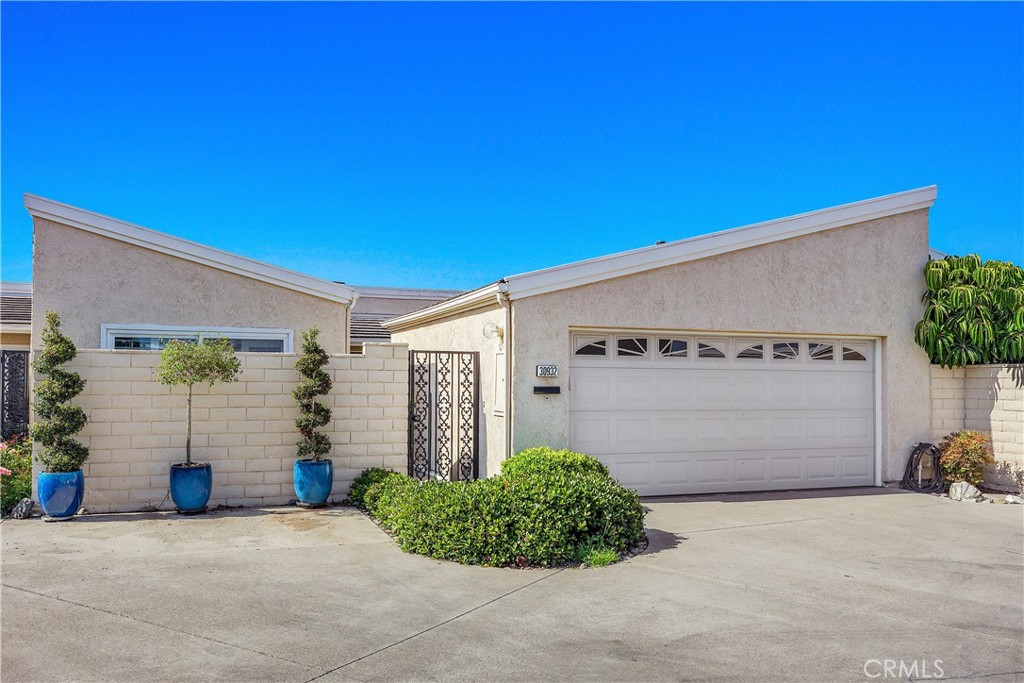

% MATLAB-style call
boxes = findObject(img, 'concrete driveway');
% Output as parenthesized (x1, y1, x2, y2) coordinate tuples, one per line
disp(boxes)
(2, 488, 1022, 682)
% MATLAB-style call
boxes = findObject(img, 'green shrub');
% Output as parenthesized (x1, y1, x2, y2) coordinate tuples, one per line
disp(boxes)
(1, 434, 33, 516)
(915, 255, 1024, 367)
(351, 453, 645, 568)
(31, 312, 89, 473)
(348, 467, 404, 509)
(500, 446, 610, 479)
(939, 430, 995, 486)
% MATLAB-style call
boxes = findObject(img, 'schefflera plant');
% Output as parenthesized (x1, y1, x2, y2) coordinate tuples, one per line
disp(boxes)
(32, 311, 90, 473)
(293, 327, 332, 460)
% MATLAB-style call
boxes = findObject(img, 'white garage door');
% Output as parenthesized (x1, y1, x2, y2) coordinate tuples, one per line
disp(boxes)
(569, 332, 876, 496)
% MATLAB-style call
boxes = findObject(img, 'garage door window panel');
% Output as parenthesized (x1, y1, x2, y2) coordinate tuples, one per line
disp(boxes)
(697, 341, 727, 359)
(736, 342, 765, 360)
(772, 341, 801, 361)
(617, 337, 648, 358)
(809, 342, 835, 361)
(574, 336, 608, 357)
(658, 338, 689, 359)
(842, 344, 868, 362)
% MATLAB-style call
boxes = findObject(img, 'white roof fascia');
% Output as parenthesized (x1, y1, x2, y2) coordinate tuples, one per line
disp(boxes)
(384, 283, 505, 332)
(0, 282, 32, 297)
(24, 194, 355, 305)
(353, 286, 466, 300)
(502, 186, 938, 301)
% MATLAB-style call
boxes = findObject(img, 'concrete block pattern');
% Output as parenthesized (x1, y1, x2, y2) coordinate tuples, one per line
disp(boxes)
(61, 347, 410, 512)
(931, 363, 1024, 491)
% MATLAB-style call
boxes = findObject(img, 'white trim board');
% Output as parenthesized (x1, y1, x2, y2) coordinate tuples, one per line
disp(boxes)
(24, 194, 354, 305)
(0, 282, 32, 296)
(386, 186, 937, 331)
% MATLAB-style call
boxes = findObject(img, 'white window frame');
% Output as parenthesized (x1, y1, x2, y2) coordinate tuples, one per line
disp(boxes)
(100, 324, 294, 352)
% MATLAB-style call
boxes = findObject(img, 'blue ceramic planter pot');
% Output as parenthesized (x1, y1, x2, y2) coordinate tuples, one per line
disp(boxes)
(294, 459, 333, 507)
(170, 463, 212, 514)
(37, 469, 85, 519)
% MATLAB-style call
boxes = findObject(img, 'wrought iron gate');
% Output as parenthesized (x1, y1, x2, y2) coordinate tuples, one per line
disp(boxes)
(1, 350, 30, 440)
(408, 351, 480, 481)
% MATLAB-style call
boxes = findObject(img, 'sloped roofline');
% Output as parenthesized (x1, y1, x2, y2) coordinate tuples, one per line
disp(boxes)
(24, 194, 355, 305)
(386, 186, 937, 331)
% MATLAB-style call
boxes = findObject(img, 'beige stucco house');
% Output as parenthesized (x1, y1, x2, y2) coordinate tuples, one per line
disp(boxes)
(387, 187, 940, 494)
(26, 195, 357, 354)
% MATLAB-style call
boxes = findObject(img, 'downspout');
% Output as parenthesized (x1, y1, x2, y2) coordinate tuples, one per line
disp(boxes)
(346, 291, 358, 354)
(496, 282, 513, 461)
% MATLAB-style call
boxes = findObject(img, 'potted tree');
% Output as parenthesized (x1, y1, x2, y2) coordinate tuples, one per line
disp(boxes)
(31, 311, 90, 519)
(155, 337, 240, 514)
(292, 327, 333, 506)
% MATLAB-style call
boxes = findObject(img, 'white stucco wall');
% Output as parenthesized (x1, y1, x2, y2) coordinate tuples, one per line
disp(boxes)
(32, 217, 349, 353)
(507, 209, 933, 483)
(390, 305, 508, 477)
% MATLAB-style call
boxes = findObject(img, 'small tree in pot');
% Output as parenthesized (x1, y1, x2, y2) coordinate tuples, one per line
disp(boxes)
(292, 327, 334, 506)
(155, 337, 240, 513)
(32, 311, 90, 519)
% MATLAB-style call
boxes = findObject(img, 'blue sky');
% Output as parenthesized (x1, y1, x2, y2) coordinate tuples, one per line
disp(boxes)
(2, 2, 1021, 289)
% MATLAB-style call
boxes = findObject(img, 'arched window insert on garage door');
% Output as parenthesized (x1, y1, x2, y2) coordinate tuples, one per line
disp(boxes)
(574, 336, 608, 356)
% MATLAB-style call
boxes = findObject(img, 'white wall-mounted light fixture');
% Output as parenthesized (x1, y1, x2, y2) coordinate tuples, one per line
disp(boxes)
(482, 322, 504, 341)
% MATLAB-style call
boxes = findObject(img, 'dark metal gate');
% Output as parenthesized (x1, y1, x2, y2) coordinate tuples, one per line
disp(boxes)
(1, 350, 30, 440)
(408, 350, 480, 481)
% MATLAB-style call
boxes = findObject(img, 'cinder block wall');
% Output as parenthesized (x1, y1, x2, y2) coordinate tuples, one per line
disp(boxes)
(930, 365, 1024, 491)
(35, 344, 409, 513)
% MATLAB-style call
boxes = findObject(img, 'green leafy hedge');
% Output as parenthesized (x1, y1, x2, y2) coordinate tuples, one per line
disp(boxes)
(351, 447, 645, 567)
(915, 255, 1024, 367)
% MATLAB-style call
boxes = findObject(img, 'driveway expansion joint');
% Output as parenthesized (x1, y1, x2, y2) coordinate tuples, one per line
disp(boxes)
(1, 582, 318, 670)
(303, 568, 565, 683)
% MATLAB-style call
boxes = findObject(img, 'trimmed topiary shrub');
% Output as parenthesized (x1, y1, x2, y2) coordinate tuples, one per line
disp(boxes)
(155, 337, 241, 465)
(350, 449, 645, 567)
(939, 430, 995, 486)
(500, 446, 610, 479)
(293, 327, 332, 461)
(31, 311, 89, 473)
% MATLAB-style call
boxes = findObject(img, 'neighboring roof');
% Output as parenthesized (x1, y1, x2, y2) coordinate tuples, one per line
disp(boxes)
(386, 186, 939, 332)
(352, 286, 465, 301)
(1, 283, 32, 328)
(350, 312, 394, 342)
(23, 194, 355, 305)
(929, 247, 947, 260)
(1, 296, 32, 326)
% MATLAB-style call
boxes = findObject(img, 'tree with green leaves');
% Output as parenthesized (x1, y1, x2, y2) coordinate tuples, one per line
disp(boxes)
(293, 327, 332, 460)
(915, 255, 1024, 368)
(31, 311, 90, 473)
(155, 337, 241, 465)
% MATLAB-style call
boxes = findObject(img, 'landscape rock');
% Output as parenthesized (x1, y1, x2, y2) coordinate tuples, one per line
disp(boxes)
(10, 498, 34, 519)
(1005, 495, 1024, 505)
(948, 482, 983, 502)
